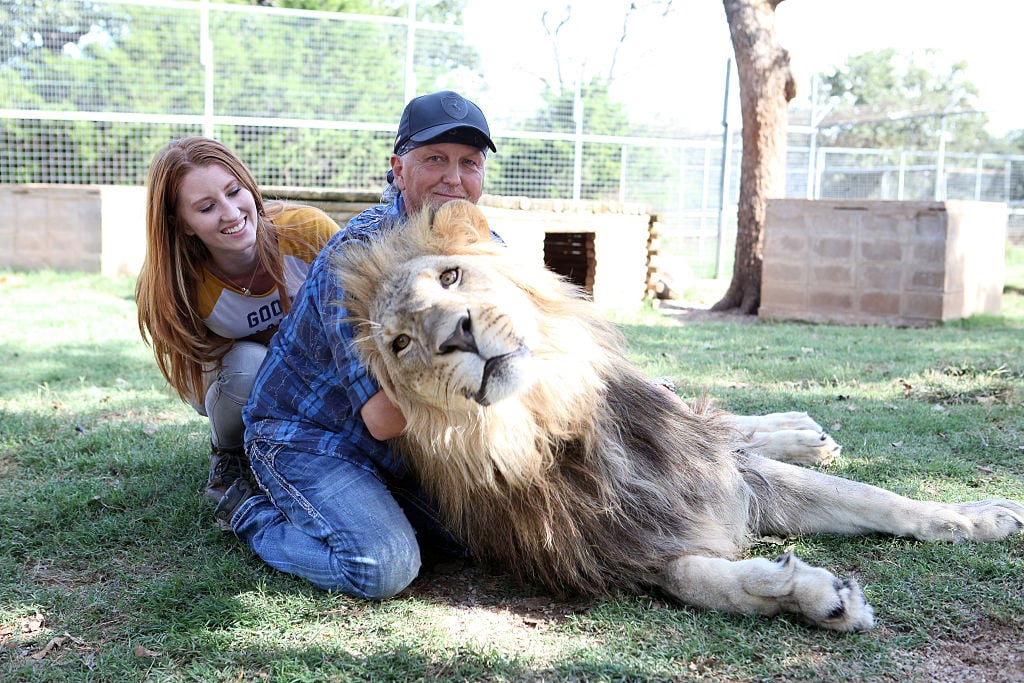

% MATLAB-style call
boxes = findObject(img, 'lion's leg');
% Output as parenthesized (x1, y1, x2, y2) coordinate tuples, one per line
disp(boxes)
(746, 454, 1024, 542)
(659, 552, 874, 632)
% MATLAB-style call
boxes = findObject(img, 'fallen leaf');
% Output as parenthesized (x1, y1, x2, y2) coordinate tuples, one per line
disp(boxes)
(133, 643, 161, 658)
(757, 535, 789, 545)
(29, 636, 67, 660)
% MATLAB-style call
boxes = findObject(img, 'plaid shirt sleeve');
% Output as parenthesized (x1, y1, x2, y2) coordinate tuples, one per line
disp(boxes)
(243, 207, 404, 473)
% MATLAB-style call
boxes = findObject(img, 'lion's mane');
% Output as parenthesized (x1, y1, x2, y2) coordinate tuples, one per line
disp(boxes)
(335, 202, 755, 596)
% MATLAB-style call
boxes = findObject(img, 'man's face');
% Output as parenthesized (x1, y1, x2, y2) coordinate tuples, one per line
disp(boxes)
(391, 142, 486, 214)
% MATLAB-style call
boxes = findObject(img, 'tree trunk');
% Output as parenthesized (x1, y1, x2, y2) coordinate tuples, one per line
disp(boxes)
(713, 0, 796, 314)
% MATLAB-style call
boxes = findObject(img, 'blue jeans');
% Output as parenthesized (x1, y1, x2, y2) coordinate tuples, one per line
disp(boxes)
(230, 438, 461, 598)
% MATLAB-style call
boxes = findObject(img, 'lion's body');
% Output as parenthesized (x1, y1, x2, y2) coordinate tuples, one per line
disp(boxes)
(334, 200, 1024, 631)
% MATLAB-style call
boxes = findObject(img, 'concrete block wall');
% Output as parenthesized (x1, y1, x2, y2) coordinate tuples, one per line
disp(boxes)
(760, 199, 1007, 325)
(0, 184, 146, 277)
(1, 185, 94, 274)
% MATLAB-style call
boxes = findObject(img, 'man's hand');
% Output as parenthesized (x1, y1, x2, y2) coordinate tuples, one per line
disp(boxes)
(361, 390, 407, 440)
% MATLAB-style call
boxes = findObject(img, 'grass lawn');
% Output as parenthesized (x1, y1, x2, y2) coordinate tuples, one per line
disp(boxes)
(1, 247, 1022, 682)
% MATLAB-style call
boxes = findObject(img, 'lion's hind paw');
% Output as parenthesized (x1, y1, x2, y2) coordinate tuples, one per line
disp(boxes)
(730, 411, 824, 433)
(746, 429, 841, 466)
(952, 499, 1024, 541)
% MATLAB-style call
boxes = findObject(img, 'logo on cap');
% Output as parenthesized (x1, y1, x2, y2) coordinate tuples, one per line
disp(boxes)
(440, 93, 469, 121)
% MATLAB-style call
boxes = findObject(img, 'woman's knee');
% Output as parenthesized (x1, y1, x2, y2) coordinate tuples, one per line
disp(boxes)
(204, 342, 268, 438)
(217, 342, 268, 397)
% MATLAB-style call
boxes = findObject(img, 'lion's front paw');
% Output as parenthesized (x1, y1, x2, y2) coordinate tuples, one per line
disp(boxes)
(778, 553, 875, 632)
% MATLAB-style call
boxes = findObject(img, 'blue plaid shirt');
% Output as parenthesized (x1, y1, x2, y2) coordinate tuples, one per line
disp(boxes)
(243, 194, 408, 475)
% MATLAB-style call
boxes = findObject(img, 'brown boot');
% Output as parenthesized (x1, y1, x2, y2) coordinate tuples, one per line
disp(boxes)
(204, 442, 249, 503)
(214, 477, 260, 532)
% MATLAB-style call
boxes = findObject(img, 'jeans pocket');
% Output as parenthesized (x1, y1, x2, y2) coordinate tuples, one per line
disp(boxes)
(248, 440, 320, 521)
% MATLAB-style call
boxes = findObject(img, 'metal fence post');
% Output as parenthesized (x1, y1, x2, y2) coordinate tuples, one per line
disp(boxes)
(572, 77, 583, 202)
(200, 0, 213, 138)
(714, 59, 732, 279)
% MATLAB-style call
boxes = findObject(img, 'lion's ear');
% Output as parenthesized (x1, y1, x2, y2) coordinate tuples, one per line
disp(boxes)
(431, 199, 491, 247)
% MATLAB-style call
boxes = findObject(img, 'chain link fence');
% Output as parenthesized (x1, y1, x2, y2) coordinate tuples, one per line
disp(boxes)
(3, 0, 1022, 278)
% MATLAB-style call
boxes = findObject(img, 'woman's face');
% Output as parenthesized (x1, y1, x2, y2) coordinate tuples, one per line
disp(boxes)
(175, 163, 259, 258)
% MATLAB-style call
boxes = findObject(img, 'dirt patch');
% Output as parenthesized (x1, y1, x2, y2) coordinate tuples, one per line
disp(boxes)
(411, 560, 591, 625)
(650, 278, 759, 324)
(655, 299, 759, 324)
(898, 621, 1024, 683)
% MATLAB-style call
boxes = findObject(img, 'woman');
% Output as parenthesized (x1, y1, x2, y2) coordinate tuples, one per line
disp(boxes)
(136, 136, 340, 522)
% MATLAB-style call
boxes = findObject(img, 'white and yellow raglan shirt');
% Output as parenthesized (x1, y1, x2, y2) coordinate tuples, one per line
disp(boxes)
(196, 206, 339, 341)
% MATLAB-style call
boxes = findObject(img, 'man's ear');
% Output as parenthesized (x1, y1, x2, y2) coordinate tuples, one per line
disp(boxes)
(389, 154, 404, 189)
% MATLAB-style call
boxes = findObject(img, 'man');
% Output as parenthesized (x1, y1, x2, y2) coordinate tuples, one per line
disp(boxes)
(213, 91, 495, 598)
(360, 89, 495, 221)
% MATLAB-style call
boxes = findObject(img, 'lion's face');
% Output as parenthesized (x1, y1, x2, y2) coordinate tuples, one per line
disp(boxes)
(338, 200, 605, 419)
(367, 251, 543, 410)
(337, 199, 627, 488)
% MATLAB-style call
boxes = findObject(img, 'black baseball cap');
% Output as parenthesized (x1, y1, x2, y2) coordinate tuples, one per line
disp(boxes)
(393, 91, 496, 155)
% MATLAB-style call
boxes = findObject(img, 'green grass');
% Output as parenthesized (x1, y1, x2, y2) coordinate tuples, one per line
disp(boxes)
(1006, 240, 1024, 292)
(1, 265, 1023, 682)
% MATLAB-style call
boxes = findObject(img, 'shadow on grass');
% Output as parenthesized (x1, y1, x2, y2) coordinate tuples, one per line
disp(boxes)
(0, 338, 157, 397)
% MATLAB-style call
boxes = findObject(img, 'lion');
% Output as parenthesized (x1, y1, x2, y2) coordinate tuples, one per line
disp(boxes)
(334, 199, 1024, 632)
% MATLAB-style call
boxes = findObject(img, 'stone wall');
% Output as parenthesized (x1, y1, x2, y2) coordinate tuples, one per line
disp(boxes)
(0, 184, 150, 277)
(0, 184, 654, 309)
(759, 199, 1007, 325)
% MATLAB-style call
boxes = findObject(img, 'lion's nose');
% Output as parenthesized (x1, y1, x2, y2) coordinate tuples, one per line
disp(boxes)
(439, 313, 478, 354)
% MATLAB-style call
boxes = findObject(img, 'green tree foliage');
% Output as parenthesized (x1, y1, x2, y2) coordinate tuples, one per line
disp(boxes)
(0, 0, 122, 66)
(817, 48, 992, 152)
(0, 0, 476, 187)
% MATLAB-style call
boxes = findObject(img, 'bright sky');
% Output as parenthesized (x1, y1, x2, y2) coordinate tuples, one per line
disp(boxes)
(462, 0, 1021, 137)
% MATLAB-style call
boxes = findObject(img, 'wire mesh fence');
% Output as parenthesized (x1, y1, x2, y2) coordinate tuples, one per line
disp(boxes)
(2, 0, 1022, 278)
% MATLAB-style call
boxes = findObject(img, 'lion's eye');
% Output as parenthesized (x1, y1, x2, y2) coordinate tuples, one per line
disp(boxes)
(391, 334, 411, 354)
(439, 268, 459, 288)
